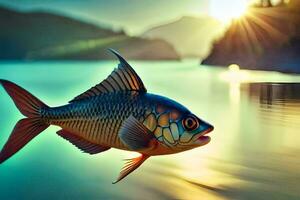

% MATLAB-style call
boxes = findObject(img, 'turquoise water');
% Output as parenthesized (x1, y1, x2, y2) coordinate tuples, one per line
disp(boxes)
(0, 61, 300, 200)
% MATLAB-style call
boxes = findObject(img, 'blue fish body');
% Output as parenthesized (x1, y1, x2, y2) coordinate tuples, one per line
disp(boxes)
(0, 49, 214, 183)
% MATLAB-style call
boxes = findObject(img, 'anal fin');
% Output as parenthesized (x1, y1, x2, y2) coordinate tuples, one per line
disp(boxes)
(57, 130, 110, 154)
(113, 154, 150, 184)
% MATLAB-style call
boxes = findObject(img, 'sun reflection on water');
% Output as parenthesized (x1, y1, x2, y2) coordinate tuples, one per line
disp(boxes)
(219, 64, 250, 104)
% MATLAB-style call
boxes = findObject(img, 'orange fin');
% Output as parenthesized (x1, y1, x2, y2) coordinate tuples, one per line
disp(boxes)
(57, 129, 110, 154)
(113, 154, 150, 184)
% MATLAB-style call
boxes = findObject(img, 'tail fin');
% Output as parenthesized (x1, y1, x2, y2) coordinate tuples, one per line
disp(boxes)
(0, 80, 49, 164)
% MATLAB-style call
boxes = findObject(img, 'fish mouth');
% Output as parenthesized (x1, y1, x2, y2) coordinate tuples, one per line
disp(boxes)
(194, 126, 214, 144)
(202, 126, 214, 135)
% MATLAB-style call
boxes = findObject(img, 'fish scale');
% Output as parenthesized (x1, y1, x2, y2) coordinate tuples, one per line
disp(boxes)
(42, 92, 149, 149)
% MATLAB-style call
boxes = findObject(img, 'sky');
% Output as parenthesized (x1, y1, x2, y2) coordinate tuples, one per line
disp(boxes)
(0, 0, 210, 35)
(0, 0, 281, 35)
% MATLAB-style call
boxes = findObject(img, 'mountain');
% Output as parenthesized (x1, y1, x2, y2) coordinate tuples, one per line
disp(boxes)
(0, 7, 179, 60)
(202, 1, 300, 74)
(142, 16, 224, 59)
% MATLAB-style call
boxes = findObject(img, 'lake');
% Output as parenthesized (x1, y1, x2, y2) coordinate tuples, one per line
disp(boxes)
(0, 61, 300, 200)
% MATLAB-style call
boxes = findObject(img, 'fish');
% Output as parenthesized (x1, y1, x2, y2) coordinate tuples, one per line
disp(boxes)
(0, 49, 214, 183)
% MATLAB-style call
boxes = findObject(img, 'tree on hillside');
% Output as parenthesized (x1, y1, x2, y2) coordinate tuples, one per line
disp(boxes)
(261, 0, 272, 7)
(252, 0, 273, 7)
(278, 0, 286, 6)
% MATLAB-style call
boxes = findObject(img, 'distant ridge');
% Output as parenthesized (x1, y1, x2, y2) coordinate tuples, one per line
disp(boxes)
(0, 6, 179, 60)
(142, 16, 224, 59)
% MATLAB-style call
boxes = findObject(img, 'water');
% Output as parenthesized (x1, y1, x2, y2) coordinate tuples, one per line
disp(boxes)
(0, 61, 299, 200)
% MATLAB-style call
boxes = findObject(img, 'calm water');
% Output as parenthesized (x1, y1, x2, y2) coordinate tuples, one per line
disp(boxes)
(0, 61, 300, 200)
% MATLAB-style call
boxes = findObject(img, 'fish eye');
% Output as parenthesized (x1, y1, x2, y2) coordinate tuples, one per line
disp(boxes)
(182, 116, 199, 131)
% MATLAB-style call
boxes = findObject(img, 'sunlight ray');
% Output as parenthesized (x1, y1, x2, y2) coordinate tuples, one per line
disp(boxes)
(237, 18, 253, 55)
(226, 20, 237, 54)
(246, 11, 285, 41)
(251, 7, 290, 20)
(240, 16, 261, 54)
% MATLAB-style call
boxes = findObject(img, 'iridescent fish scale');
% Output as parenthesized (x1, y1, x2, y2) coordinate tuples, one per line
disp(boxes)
(42, 92, 151, 149)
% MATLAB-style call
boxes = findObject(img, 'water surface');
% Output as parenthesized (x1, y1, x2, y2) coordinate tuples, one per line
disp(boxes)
(0, 61, 299, 200)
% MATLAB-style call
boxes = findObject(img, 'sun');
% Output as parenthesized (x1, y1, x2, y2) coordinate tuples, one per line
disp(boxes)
(210, 0, 249, 24)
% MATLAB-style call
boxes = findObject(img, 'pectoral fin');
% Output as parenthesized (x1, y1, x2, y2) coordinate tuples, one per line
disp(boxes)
(119, 115, 155, 151)
(113, 154, 150, 184)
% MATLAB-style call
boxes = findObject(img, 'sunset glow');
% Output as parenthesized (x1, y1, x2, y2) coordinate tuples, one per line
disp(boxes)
(210, 0, 249, 23)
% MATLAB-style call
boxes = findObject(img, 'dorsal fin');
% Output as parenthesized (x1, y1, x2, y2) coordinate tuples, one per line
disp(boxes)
(69, 49, 147, 103)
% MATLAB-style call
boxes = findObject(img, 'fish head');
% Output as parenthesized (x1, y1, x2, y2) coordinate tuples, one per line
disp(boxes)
(143, 95, 214, 153)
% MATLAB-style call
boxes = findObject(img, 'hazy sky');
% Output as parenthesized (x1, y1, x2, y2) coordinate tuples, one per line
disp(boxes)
(0, 0, 274, 35)
(0, 0, 211, 34)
